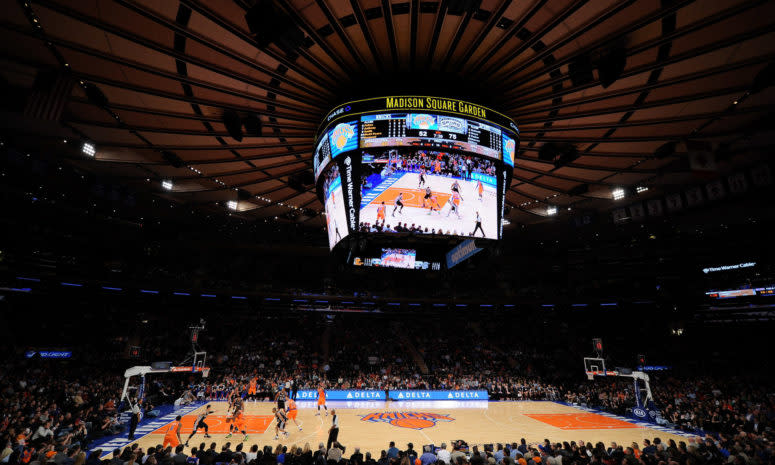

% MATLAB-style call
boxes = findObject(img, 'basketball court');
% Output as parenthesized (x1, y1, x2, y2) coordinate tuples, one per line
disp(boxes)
(361, 172, 498, 238)
(111, 400, 694, 456)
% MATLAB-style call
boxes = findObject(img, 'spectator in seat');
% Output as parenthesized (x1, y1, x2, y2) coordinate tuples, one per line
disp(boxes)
(173, 445, 188, 465)
(387, 443, 399, 461)
(436, 444, 451, 464)
(350, 448, 364, 465)
(420, 446, 436, 465)
(405, 444, 417, 464)
(327, 442, 343, 463)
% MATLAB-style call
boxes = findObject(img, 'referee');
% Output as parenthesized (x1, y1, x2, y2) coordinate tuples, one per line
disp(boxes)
(326, 409, 339, 450)
(128, 398, 141, 440)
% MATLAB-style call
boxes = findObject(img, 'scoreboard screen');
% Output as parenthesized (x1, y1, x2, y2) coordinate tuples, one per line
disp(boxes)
(314, 96, 520, 256)
(313, 135, 332, 181)
(360, 113, 502, 160)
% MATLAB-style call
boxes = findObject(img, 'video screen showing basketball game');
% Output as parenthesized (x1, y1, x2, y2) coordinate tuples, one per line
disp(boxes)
(313, 134, 332, 182)
(322, 164, 349, 249)
(358, 148, 498, 239)
(380, 248, 417, 269)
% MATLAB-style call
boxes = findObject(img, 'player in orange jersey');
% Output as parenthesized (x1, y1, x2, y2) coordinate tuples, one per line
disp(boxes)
(162, 415, 182, 449)
(476, 180, 484, 201)
(447, 191, 462, 219)
(226, 404, 249, 442)
(247, 377, 257, 401)
(427, 194, 441, 215)
(376, 202, 386, 226)
(315, 385, 328, 416)
(285, 398, 302, 431)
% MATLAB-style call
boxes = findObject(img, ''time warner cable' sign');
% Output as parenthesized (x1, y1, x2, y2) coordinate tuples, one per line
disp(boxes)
(343, 156, 357, 230)
(702, 262, 756, 273)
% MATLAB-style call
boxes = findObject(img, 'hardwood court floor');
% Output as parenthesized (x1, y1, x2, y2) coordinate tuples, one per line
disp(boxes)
(131, 400, 689, 454)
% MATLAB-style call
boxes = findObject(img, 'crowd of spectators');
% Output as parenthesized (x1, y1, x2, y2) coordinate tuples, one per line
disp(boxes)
(41, 431, 774, 465)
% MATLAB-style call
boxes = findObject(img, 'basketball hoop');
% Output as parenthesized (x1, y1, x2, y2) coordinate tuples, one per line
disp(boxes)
(586, 372, 594, 381)
(202, 367, 210, 378)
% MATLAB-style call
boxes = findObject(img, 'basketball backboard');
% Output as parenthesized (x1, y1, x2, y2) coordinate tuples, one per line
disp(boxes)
(584, 357, 606, 379)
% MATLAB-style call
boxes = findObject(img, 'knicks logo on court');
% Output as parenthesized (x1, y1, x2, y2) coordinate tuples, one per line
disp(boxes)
(361, 412, 454, 430)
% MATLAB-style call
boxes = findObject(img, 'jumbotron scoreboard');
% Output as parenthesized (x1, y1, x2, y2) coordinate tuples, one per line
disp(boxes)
(314, 96, 518, 267)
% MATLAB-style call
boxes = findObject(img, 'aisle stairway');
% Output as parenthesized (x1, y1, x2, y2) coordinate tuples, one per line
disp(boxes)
(321, 322, 332, 365)
(393, 322, 429, 375)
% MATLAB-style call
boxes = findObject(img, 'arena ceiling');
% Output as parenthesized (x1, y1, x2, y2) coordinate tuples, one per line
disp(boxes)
(1, 0, 774, 226)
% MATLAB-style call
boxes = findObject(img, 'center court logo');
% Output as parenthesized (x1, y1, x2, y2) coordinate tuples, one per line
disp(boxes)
(361, 412, 454, 430)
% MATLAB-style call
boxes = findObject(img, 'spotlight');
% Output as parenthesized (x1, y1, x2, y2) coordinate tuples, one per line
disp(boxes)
(82, 142, 95, 157)
(612, 188, 625, 200)
(227, 200, 238, 211)
(636, 186, 648, 194)
(546, 206, 558, 216)
(162, 180, 173, 190)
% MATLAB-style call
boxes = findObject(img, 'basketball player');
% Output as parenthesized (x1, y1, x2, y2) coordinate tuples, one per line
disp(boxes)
(392, 192, 404, 216)
(247, 377, 257, 402)
(226, 401, 248, 442)
(447, 191, 462, 219)
(476, 180, 484, 201)
(418, 167, 426, 188)
(376, 202, 386, 226)
(228, 386, 241, 411)
(427, 195, 441, 215)
(334, 222, 342, 241)
(451, 180, 461, 194)
(184, 404, 213, 447)
(275, 388, 288, 412)
(162, 415, 182, 449)
(316, 385, 328, 416)
(422, 186, 432, 207)
(286, 398, 302, 431)
(272, 407, 289, 440)
(472, 211, 485, 237)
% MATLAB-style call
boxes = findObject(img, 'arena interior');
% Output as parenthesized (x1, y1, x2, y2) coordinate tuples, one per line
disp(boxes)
(1, 2, 774, 465)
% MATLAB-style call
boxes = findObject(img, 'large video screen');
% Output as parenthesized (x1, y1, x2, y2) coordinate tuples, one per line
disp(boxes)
(380, 248, 417, 269)
(360, 113, 502, 160)
(314, 135, 332, 181)
(322, 164, 348, 249)
(358, 148, 498, 239)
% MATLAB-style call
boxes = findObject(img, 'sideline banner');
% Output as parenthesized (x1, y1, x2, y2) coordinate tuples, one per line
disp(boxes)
(389, 390, 489, 400)
(294, 390, 489, 401)
(295, 390, 386, 401)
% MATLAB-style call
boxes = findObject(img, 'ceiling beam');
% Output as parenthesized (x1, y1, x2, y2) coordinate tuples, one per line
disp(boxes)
(33, 0, 333, 102)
